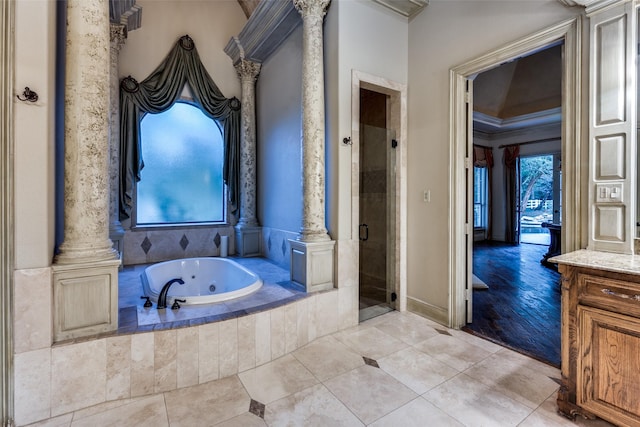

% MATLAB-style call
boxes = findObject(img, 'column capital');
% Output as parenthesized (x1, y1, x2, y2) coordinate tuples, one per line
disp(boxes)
(293, 0, 331, 19)
(110, 23, 127, 52)
(234, 59, 261, 83)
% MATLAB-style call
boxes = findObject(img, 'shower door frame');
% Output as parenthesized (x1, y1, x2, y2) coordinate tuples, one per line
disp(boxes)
(351, 70, 407, 316)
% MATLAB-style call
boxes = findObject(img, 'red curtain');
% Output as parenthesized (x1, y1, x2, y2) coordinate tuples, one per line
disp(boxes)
(473, 145, 494, 239)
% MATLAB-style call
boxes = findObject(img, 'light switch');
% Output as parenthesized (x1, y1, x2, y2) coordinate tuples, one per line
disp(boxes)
(600, 186, 608, 199)
(596, 182, 623, 203)
(423, 190, 431, 202)
(611, 187, 620, 199)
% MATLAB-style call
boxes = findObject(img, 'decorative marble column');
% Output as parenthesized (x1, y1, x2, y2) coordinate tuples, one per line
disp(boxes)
(52, 0, 120, 341)
(289, 0, 335, 292)
(234, 59, 262, 257)
(109, 23, 126, 264)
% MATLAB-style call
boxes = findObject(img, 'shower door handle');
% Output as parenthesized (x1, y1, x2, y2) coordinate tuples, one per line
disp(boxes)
(359, 223, 369, 241)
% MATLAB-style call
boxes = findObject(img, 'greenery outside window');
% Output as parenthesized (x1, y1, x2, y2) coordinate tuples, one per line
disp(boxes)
(136, 101, 225, 226)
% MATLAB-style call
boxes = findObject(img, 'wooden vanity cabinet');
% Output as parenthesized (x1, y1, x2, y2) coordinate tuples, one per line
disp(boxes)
(557, 264, 640, 427)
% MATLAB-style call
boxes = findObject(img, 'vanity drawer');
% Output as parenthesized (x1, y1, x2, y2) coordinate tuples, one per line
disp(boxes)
(578, 273, 640, 318)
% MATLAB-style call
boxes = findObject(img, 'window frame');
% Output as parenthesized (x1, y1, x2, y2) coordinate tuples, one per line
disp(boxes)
(473, 166, 488, 230)
(131, 99, 229, 230)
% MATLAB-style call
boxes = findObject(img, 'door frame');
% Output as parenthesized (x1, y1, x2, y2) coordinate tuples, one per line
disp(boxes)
(351, 70, 408, 313)
(449, 18, 584, 328)
(1, 0, 14, 423)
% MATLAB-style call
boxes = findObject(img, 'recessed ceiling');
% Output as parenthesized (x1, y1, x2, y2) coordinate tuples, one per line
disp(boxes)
(473, 44, 562, 133)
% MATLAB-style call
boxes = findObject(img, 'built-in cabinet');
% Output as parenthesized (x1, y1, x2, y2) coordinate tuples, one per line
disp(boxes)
(554, 1, 640, 423)
(556, 254, 640, 426)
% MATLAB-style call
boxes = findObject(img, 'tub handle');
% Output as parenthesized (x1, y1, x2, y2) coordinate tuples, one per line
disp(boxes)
(171, 299, 186, 310)
(140, 296, 152, 308)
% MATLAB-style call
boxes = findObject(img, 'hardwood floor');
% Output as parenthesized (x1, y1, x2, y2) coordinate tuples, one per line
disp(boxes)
(465, 240, 561, 367)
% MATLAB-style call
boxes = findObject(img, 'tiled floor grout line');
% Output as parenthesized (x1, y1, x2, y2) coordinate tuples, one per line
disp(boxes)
(161, 393, 170, 425)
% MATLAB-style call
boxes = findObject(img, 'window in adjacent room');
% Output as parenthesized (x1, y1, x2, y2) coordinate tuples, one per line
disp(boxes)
(136, 101, 225, 226)
(473, 166, 488, 228)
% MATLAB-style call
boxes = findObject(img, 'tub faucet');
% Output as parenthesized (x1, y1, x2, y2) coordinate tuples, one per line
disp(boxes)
(157, 278, 185, 309)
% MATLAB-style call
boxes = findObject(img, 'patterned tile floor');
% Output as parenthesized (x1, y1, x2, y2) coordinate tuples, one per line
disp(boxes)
(26, 311, 616, 427)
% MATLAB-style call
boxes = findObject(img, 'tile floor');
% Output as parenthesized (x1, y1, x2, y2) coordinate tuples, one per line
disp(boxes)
(27, 311, 616, 427)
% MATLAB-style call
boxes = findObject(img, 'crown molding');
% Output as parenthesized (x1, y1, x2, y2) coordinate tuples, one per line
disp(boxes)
(473, 107, 562, 133)
(109, 0, 142, 33)
(370, 0, 429, 19)
(225, 0, 302, 65)
(556, 0, 629, 15)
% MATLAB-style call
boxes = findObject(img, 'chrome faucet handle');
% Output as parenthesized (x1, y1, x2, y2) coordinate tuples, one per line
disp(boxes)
(140, 296, 152, 308)
(171, 299, 186, 310)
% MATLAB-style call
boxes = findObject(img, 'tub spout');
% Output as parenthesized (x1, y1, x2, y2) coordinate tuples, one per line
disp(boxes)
(157, 278, 185, 309)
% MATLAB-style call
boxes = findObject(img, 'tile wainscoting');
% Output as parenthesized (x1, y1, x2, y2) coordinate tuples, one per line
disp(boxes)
(260, 227, 299, 270)
(123, 226, 236, 265)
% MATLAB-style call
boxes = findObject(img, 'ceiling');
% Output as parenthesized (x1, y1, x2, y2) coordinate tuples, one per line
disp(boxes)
(473, 44, 562, 134)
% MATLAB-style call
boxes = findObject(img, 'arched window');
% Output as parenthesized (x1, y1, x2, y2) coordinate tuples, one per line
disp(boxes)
(136, 101, 225, 225)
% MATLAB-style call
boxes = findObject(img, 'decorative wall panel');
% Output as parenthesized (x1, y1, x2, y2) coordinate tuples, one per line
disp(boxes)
(595, 14, 626, 125)
(596, 134, 625, 179)
(588, 2, 636, 254)
(594, 205, 625, 241)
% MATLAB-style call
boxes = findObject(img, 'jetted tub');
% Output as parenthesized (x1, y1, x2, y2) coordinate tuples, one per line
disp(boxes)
(142, 257, 263, 305)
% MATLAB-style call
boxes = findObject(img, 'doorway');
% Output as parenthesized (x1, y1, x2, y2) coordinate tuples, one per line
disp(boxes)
(448, 18, 583, 333)
(519, 153, 560, 245)
(358, 89, 397, 322)
(351, 71, 408, 322)
(466, 43, 565, 365)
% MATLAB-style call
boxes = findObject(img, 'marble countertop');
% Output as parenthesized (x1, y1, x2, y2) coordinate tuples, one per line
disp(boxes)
(551, 249, 640, 275)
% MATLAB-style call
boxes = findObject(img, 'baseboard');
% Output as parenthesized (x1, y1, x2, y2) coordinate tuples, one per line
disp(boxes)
(406, 297, 448, 326)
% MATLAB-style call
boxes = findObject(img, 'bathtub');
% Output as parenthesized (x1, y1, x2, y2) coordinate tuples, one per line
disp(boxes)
(141, 257, 263, 305)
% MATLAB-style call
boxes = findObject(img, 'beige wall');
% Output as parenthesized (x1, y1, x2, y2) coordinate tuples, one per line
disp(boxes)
(117, 1, 246, 264)
(14, 0, 56, 270)
(407, 1, 579, 313)
(118, 0, 245, 98)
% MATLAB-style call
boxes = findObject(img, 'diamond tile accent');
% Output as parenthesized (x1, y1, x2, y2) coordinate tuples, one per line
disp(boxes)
(435, 329, 452, 336)
(249, 399, 265, 418)
(214, 233, 221, 248)
(281, 239, 287, 256)
(363, 356, 379, 368)
(179, 234, 189, 250)
(141, 237, 152, 254)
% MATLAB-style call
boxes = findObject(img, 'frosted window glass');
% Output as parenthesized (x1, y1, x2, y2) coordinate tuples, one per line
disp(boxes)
(137, 102, 224, 225)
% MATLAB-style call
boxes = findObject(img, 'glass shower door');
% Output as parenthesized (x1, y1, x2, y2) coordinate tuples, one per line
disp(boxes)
(359, 124, 397, 322)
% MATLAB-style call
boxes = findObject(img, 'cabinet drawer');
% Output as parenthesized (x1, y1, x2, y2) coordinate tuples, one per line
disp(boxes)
(578, 273, 640, 318)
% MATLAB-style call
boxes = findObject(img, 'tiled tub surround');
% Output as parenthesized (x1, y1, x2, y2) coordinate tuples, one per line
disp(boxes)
(14, 257, 359, 426)
(118, 257, 305, 331)
(123, 226, 237, 266)
(261, 226, 299, 270)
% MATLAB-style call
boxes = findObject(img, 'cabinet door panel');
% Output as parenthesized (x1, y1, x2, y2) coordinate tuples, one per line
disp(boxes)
(578, 306, 640, 426)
